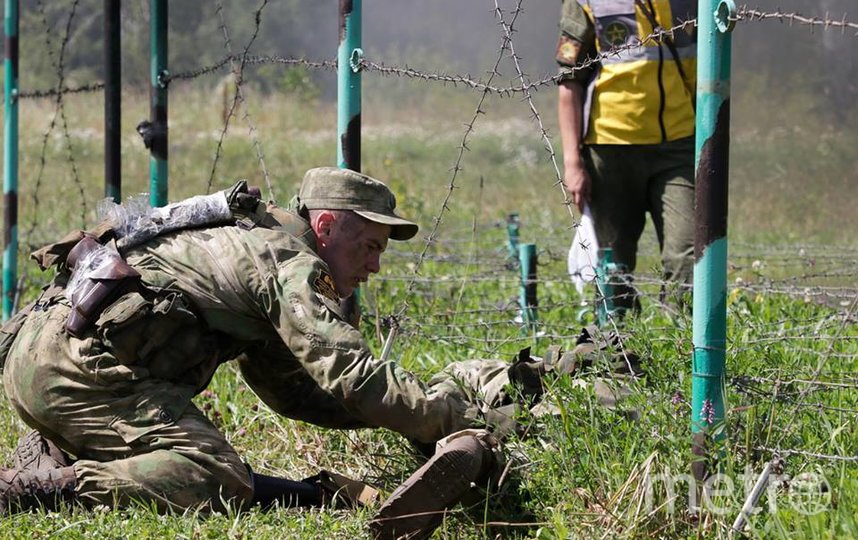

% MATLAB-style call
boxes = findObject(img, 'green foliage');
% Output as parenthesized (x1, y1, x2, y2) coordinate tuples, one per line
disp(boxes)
(253, 65, 321, 102)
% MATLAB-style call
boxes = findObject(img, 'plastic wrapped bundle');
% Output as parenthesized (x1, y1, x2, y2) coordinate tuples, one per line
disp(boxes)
(63, 237, 142, 336)
(65, 242, 126, 306)
(97, 191, 232, 250)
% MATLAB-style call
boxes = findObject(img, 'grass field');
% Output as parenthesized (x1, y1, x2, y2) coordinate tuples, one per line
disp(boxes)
(0, 80, 856, 539)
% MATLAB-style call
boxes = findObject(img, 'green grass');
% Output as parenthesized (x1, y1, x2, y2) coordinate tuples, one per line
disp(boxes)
(1, 84, 856, 538)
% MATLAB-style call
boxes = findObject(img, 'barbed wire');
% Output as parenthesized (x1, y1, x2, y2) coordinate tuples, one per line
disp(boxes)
(205, 0, 274, 200)
(6, 2, 857, 471)
(167, 55, 338, 84)
(17, 81, 105, 100)
(394, 0, 528, 322)
(11, 9, 858, 103)
(23, 0, 87, 254)
(756, 446, 858, 463)
(733, 6, 858, 35)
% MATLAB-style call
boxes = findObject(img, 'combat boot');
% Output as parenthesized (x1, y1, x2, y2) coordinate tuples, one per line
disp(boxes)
(0, 466, 77, 514)
(13, 430, 71, 472)
(370, 431, 498, 540)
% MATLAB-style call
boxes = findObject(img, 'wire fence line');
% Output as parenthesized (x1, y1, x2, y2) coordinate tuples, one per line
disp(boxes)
(733, 6, 858, 34)
(11, 9, 858, 102)
(4, 2, 857, 467)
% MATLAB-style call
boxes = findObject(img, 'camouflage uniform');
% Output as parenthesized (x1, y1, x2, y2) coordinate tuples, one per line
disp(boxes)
(1, 168, 516, 511)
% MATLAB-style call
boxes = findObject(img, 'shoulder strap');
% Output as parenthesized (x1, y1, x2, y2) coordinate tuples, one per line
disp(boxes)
(30, 220, 115, 272)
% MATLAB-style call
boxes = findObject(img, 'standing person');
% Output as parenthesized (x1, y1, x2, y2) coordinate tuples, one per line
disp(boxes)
(557, 0, 697, 309)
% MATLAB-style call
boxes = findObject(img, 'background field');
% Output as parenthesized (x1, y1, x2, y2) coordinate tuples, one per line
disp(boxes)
(0, 1, 857, 538)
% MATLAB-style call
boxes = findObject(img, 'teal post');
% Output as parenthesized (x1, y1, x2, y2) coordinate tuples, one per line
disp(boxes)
(691, 0, 735, 480)
(2, 0, 19, 320)
(338, 0, 362, 325)
(595, 248, 618, 326)
(149, 0, 168, 207)
(519, 243, 537, 329)
(506, 213, 520, 261)
(337, 0, 361, 171)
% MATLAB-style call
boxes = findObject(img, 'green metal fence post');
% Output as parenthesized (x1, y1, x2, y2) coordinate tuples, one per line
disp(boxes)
(149, 0, 168, 207)
(506, 213, 520, 261)
(2, 0, 19, 321)
(338, 0, 362, 172)
(596, 247, 618, 326)
(519, 243, 538, 329)
(338, 0, 362, 325)
(691, 0, 735, 481)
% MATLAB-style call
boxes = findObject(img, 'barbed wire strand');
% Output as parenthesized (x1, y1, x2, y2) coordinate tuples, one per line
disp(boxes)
(733, 6, 858, 35)
(11, 9, 858, 102)
(24, 0, 86, 253)
(47, 0, 87, 227)
(393, 0, 527, 322)
(206, 0, 273, 200)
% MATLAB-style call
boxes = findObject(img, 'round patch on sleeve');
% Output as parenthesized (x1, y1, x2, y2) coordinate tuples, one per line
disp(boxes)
(555, 34, 582, 66)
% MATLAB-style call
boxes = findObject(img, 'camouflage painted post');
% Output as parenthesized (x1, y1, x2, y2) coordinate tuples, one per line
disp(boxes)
(104, 0, 121, 203)
(338, 0, 361, 172)
(691, 0, 735, 481)
(338, 0, 362, 325)
(149, 0, 168, 207)
(2, 0, 19, 321)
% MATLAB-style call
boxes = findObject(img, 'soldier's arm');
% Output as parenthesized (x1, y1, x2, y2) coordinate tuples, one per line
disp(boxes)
(559, 81, 590, 211)
(261, 254, 479, 444)
(557, 0, 598, 211)
(237, 342, 370, 429)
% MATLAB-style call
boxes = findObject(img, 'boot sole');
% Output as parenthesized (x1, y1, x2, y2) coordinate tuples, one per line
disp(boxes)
(370, 435, 486, 540)
(13, 430, 70, 472)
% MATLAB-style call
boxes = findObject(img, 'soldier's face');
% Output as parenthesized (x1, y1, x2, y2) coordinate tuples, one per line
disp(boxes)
(318, 213, 390, 298)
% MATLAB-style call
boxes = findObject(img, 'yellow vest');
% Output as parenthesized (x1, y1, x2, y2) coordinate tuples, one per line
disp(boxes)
(582, 0, 697, 145)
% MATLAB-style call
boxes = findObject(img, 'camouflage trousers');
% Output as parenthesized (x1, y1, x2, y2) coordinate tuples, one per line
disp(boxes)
(2, 302, 253, 510)
(2, 302, 521, 511)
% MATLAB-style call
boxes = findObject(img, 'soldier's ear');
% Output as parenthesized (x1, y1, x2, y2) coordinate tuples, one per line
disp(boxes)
(310, 210, 336, 243)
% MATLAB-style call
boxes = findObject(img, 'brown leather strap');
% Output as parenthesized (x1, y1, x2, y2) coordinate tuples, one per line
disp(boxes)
(64, 236, 144, 338)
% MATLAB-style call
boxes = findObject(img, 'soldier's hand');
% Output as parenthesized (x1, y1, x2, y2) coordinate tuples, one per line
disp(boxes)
(563, 161, 591, 213)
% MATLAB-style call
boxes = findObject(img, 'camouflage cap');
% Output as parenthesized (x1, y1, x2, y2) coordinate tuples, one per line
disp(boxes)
(298, 167, 419, 241)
